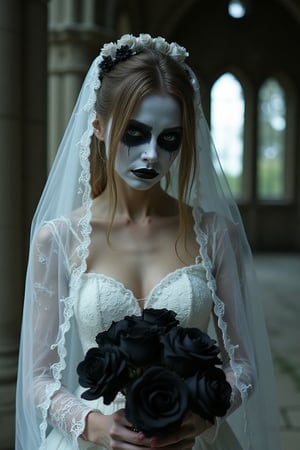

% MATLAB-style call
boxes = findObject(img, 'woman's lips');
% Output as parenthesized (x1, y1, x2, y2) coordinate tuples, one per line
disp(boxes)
(131, 168, 159, 179)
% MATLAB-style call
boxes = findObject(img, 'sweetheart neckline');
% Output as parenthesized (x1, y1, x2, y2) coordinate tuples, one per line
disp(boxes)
(80, 262, 206, 305)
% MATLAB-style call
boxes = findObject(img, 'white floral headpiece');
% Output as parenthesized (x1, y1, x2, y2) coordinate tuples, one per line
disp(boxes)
(99, 33, 189, 73)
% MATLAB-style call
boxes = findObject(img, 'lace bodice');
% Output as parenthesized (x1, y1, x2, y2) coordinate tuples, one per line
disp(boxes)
(73, 263, 213, 354)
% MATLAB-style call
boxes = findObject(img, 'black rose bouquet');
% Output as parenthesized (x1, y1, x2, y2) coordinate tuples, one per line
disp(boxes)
(77, 308, 232, 437)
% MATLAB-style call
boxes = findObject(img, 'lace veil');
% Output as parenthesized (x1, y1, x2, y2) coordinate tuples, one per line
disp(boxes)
(16, 34, 281, 449)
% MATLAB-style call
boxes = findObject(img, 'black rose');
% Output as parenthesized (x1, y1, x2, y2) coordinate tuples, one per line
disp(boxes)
(115, 45, 133, 62)
(125, 366, 189, 437)
(185, 367, 232, 422)
(77, 346, 128, 404)
(119, 325, 161, 368)
(99, 55, 115, 73)
(95, 317, 135, 347)
(142, 308, 179, 331)
(160, 326, 222, 377)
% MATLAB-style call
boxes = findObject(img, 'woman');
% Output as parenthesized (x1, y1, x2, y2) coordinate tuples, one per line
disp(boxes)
(16, 34, 281, 449)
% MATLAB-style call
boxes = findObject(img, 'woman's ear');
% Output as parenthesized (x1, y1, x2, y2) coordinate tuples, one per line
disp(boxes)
(92, 116, 105, 141)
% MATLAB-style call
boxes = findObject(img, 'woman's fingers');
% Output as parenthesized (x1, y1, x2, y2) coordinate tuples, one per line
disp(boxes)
(147, 412, 211, 449)
(109, 409, 152, 449)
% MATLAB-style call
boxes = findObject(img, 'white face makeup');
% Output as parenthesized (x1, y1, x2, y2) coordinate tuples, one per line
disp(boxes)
(113, 95, 182, 190)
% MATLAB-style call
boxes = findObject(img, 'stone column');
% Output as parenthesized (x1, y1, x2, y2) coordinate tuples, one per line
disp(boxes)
(0, 1, 47, 448)
(48, 0, 116, 167)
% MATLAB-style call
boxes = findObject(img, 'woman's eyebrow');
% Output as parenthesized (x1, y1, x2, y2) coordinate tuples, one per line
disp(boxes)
(161, 126, 183, 133)
(128, 119, 152, 133)
(128, 119, 182, 134)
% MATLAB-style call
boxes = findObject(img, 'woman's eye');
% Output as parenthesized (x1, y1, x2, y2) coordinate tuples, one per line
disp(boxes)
(163, 134, 176, 142)
(158, 132, 182, 152)
(126, 127, 143, 137)
(121, 126, 149, 146)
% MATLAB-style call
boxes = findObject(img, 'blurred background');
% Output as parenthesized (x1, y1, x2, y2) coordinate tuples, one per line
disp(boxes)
(0, 0, 299, 448)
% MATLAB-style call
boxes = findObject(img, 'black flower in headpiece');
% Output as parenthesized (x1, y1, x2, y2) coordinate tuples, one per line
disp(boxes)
(99, 55, 115, 73)
(99, 45, 134, 76)
(115, 45, 133, 62)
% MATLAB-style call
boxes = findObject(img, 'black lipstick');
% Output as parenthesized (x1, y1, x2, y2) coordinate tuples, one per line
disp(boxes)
(131, 168, 159, 179)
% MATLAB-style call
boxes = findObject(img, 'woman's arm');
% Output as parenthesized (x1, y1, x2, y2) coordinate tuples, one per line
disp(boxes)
(209, 214, 257, 413)
(29, 222, 94, 443)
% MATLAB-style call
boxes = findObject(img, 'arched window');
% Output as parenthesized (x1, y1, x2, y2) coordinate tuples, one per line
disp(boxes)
(211, 73, 245, 198)
(257, 79, 287, 200)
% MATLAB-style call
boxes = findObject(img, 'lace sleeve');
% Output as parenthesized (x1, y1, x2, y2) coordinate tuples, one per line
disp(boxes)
(200, 213, 257, 414)
(30, 221, 92, 445)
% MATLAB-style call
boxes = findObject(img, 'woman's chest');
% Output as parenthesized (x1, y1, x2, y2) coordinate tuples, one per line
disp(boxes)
(73, 266, 213, 353)
(86, 220, 199, 300)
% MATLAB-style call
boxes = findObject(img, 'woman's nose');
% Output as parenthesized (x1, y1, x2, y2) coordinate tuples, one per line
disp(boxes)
(142, 138, 158, 162)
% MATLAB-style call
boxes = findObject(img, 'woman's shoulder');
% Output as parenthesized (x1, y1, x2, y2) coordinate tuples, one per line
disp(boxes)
(193, 206, 240, 240)
(33, 210, 84, 246)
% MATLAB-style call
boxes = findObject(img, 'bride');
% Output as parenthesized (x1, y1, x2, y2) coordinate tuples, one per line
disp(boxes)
(15, 34, 281, 449)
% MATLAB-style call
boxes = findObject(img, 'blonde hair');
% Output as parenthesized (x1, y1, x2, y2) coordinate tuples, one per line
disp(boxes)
(90, 49, 197, 252)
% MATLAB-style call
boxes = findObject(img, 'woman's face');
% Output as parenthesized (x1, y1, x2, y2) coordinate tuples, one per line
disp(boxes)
(112, 95, 182, 190)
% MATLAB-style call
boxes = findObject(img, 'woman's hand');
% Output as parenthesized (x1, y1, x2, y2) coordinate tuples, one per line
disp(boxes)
(148, 412, 212, 450)
(82, 409, 153, 449)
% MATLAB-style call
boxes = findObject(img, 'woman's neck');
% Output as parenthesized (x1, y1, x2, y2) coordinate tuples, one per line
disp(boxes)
(94, 179, 178, 224)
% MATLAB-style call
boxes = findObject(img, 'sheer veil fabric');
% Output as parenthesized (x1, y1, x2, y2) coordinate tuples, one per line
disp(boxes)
(16, 34, 281, 449)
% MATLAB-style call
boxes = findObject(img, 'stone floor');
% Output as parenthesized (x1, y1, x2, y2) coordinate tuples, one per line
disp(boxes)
(254, 252, 300, 450)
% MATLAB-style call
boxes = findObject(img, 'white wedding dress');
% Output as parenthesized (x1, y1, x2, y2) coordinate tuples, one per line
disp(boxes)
(45, 263, 242, 449)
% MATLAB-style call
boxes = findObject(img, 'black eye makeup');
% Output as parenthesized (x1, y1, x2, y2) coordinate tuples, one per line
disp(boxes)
(121, 120, 151, 147)
(121, 119, 182, 153)
(157, 128, 182, 152)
